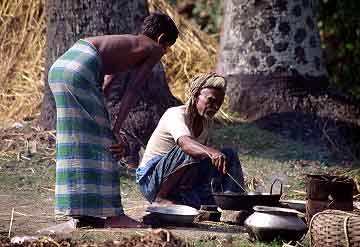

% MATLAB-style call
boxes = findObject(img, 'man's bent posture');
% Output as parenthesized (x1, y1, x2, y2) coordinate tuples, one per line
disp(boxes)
(49, 12, 178, 228)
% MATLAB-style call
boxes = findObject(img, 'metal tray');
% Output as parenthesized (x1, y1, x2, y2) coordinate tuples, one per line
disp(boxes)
(145, 205, 199, 226)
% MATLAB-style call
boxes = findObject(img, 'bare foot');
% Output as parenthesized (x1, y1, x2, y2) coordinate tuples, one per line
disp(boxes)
(104, 215, 146, 228)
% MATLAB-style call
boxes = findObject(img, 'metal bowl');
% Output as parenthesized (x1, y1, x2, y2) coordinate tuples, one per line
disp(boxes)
(144, 205, 199, 226)
(244, 206, 307, 242)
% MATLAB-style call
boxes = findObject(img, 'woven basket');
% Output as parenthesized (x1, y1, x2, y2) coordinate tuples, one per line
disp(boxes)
(309, 210, 360, 247)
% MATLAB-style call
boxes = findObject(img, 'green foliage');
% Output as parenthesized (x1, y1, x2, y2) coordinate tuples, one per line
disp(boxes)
(192, 0, 223, 35)
(168, 0, 223, 36)
(315, 0, 360, 99)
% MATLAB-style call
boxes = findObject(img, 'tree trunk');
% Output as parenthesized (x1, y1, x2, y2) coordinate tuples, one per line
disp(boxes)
(38, 0, 149, 129)
(218, 0, 360, 157)
(218, 0, 330, 119)
(38, 0, 181, 165)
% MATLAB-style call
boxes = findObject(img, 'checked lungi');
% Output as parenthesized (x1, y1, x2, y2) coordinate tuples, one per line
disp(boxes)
(48, 39, 124, 217)
(136, 146, 245, 209)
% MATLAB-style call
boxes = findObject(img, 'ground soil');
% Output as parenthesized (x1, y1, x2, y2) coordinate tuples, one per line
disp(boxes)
(0, 122, 357, 246)
(1, 229, 202, 246)
(0, 190, 246, 245)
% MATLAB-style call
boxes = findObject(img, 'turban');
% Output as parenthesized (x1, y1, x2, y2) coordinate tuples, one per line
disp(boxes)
(186, 72, 226, 126)
(186, 72, 226, 103)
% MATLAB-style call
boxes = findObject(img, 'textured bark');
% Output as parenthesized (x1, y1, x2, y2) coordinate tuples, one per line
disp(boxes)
(38, 0, 149, 129)
(218, 0, 360, 157)
(218, 0, 329, 119)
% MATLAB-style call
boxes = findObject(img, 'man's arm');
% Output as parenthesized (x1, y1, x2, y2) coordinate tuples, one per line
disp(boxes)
(103, 74, 116, 98)
(112, 47, 164, 133)
(177, 135, 228, 174)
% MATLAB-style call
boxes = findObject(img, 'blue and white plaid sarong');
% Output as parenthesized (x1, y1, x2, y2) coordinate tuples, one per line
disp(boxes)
(136, 146, 245, 209)
(48, 39, 124, 217)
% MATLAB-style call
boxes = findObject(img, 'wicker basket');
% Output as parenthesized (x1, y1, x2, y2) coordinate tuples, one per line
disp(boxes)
(309, 210, 360, 247)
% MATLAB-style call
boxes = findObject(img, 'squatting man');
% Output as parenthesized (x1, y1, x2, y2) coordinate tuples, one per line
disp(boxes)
(136, 73, 245, 208)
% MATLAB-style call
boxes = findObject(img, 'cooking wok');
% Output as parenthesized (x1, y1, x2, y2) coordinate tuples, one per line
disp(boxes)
(212, 179, 283, 211)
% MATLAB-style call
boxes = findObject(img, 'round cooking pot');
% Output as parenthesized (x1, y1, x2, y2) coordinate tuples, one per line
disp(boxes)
(211, 179, 283, 211)
(244, 206, 307, 242)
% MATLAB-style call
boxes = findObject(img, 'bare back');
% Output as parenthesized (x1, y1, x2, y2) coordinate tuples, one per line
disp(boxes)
(86, 34, 164, 75)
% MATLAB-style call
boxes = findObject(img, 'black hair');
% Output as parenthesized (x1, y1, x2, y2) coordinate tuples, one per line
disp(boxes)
(141, 12, 179, 45)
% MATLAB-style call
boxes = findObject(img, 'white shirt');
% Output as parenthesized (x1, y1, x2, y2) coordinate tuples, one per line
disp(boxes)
(139, 105, 209, 167)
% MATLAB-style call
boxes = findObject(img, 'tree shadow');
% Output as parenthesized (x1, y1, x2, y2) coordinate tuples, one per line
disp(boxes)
(253, 111, 360, 161)
(213, 112, 359, 166)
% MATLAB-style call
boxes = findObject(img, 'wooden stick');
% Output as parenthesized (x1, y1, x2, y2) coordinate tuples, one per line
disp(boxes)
(8, 208, 14, 238)
(40, 186, 55, 192)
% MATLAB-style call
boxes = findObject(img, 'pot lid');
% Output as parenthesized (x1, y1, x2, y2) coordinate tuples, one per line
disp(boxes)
(253, 205, 302, 216)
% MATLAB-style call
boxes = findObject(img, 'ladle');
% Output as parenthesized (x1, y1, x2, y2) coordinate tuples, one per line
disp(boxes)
(226, 172, 247, 193)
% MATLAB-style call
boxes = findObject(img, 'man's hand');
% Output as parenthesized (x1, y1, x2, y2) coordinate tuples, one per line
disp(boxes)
(109, 143, 126, 161)
(103, 74, 116, 97)
(109, 133, 129, 161)
(209, 150, 228, 174)
(177, 136, 229, 174)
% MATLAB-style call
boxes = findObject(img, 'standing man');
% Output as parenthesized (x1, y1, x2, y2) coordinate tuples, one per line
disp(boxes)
(48, 12, 178, 228)
(136, 73, 245, 208)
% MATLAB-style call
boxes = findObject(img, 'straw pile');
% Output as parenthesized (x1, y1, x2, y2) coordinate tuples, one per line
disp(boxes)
(0, 0, 45, 129)
(0, 0, 218, 129)
(149, 0, 218, 102)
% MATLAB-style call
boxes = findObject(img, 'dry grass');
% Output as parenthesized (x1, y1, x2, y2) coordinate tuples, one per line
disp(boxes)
(0, 0, 46, 129)
(149, 0, 218, 102)
(0, 0, 221, 129)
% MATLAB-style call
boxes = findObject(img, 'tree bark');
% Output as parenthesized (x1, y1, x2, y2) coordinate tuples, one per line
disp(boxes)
(38, 0, 149, 129)
(218, 0, 330, 120)
(218, 0, 360, 157)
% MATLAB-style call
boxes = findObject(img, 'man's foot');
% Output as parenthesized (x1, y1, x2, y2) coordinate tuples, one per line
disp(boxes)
(104, 215, 145, 228)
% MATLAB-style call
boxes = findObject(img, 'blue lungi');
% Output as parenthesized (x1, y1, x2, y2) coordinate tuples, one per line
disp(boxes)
(136, 146, 244, 209)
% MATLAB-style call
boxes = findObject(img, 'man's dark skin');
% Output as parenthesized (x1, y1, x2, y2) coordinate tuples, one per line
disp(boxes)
(87, 34, 171, 133)
(85, 33, 172, 228)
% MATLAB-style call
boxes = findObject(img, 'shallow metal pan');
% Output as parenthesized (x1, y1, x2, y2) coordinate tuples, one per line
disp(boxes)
(144, 205, 199, 226)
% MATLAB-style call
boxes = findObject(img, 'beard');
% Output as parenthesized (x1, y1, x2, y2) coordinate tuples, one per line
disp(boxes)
(201, 108, 217, 119)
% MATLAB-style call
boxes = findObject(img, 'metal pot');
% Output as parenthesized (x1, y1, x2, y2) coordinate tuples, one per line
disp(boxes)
(244, 206, 308, 242)
(211, 179, 283, 211)
(144, 205, 199, 226)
